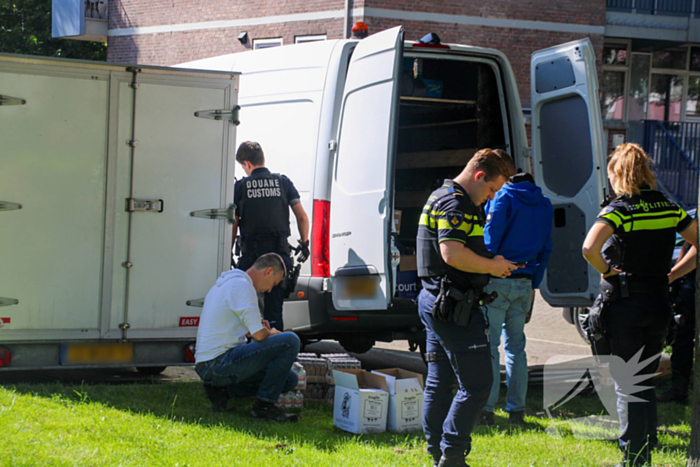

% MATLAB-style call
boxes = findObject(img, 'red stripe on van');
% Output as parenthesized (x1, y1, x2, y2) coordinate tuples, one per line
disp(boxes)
(311, 200, 330, 277)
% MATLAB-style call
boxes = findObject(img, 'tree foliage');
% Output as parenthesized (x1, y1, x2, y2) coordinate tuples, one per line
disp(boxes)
(0, 0, 106, 61)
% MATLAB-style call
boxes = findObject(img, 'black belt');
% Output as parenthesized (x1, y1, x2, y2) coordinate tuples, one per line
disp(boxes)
(508, 273, 533, 280)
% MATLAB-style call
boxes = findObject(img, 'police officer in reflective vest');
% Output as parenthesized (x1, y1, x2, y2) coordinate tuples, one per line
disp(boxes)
(417, 149, 519, 467)
(233, 141, 309, 331)
(582, 143, 697, 467)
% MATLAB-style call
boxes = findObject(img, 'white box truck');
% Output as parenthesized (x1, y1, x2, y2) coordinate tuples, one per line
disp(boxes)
(180, 26, 608, 354)
(0, 54, 240, 371)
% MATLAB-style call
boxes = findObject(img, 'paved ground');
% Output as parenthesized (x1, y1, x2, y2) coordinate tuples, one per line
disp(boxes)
(371, 292, 591, 368)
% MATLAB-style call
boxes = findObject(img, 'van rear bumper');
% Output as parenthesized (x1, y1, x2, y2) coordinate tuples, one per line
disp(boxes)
(287, 277, 423, 340)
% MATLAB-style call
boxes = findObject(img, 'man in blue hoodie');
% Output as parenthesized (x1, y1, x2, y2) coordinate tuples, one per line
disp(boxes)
(480, 154, 553, 426)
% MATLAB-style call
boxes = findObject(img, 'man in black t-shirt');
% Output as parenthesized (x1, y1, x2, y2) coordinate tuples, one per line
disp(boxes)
(232, 142, 309, 331)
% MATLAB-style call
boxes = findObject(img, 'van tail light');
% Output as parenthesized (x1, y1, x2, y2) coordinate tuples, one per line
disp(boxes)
(0, 346, 11, 366)
(184, 343, 196, 363)
(311, 200, 330, 277)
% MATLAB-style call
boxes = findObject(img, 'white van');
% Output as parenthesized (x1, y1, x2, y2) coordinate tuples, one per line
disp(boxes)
(181, 26, 607, 353)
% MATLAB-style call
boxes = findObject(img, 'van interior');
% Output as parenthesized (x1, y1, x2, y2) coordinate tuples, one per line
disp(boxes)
(393, 55, 508, 298)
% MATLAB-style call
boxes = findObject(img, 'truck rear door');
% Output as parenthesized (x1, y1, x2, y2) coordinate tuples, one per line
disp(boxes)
(530, 39, 607, 307)
(105, 69, 238, 340)
(329, 26, 404, 311)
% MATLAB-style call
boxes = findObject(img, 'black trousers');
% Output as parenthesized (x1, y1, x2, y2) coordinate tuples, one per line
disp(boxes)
(606, 291, 671, 466)
(671, 280, 696, 381)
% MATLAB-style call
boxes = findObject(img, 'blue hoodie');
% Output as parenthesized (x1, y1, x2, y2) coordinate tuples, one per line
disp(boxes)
(484, 178, 553, 289)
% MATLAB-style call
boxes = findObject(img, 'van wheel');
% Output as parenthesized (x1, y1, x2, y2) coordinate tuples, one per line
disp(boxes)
(573, 307, 590, 343)
(338, 338, 375, 354)
(136, 366, 167, 375)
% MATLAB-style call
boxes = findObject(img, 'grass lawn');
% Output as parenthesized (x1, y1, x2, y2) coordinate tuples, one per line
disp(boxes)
(0, 378, 691, 466)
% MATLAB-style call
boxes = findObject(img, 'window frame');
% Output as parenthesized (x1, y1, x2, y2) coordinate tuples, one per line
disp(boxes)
(253, 37, 283, 50)
(295, 34, 327, 44)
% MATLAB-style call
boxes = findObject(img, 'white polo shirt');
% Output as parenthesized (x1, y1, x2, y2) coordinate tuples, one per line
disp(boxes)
(194, 269, 264, 363)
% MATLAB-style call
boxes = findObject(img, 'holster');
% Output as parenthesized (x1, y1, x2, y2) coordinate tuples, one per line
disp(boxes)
(431, 278, 477, 327)
(583, 294, 612, 360)
(600, 272, 629, 303)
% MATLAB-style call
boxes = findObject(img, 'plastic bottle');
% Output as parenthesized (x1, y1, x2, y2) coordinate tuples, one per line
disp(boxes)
(284, 391, 294, 409)
(294, 390, 303, 409)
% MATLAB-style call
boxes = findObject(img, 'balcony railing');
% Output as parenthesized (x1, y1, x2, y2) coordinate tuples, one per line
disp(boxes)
(607, 0, 697, 16)
(642, 120, 700, 209)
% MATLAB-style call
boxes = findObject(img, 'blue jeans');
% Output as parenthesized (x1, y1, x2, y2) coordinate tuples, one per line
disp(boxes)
(418, 289, 492, 460)
(483, 277, 531, 413)
(194, 332, 300, 403)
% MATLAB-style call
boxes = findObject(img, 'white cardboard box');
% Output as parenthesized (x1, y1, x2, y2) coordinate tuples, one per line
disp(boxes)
(332, 369, 389, 434)
(372, 368, 424, 432)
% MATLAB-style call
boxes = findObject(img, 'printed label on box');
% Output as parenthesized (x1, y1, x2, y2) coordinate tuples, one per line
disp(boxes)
(401, 398, 419, 419)
(363, 397, 383, 419)
(0, 318, 10, 330)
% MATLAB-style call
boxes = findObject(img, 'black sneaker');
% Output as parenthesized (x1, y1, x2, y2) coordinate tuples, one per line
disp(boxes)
(203, 384, 234, 413)
(250, 399, 299, 423)
(437, 454, 469, 467)
(479, 411, 495, 426)
(508, 410, 526, 425)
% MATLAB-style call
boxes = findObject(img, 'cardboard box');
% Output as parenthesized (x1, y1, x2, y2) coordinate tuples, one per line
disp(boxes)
(399, 254, 416, 272)
(372, 368, 424, 432)
(393, 210, 402, 234)
(333, 369, 389, 434)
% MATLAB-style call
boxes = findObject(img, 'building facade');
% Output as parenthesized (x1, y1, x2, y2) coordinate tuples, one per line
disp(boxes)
(52, 0, 700, 205)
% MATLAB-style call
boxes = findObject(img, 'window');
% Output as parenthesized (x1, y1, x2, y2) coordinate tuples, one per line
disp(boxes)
(628, 53, 651, 121)
(652, 49, 687, 70)
(690, 47, 700, 71)
(649, 74, 683, 121)
(601, 42, 629, 121)
(686, 76, 700, 118)
(603, 46, 627, 66)
(295, 35, 327, 44)
(253, 38, 283, 50)
(601, 71, 625, 120)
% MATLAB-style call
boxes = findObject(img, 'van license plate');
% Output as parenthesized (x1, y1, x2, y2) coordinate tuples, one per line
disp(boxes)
(61, 343, 134, 365)
(341, 277, 378, 299)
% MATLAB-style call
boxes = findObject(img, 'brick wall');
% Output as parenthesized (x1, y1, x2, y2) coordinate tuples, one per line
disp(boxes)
(107, 0, 606, 108)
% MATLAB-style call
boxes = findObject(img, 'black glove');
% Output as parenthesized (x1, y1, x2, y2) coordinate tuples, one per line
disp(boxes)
(296, 239, 310, 263)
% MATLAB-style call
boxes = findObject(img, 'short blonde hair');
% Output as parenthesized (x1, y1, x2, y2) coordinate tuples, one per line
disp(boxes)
(607, 143, 657, 197)
(466, 148, 511, 182)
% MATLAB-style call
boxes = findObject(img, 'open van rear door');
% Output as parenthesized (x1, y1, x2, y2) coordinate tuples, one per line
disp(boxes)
(531, 38, 607, 307)
(329, 26, 403, 311)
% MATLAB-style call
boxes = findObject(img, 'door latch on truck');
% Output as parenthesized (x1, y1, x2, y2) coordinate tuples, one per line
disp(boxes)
(0, 94, 26, 106)
(194, 106, 241, 125)
(0, 298, 19, 307)
(186, 298, 205, 307)
(189, 203, 236, 223)
(126, 198, 164, 213)
(0, 201, 22, 212)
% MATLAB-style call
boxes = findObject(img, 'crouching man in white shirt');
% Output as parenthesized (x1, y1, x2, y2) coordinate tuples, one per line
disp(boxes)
(194, 253, 300, 422)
